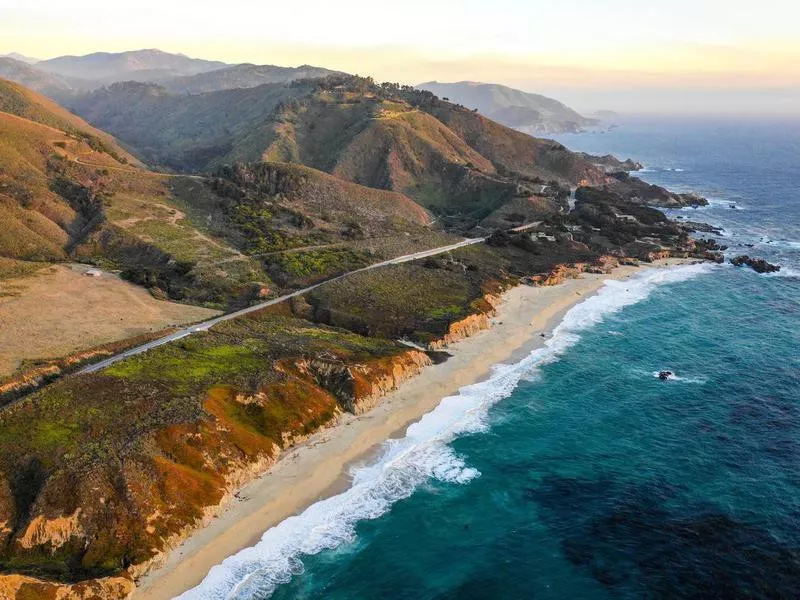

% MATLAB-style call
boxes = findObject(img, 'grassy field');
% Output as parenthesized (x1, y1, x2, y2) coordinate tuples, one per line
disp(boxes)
(0, 264, 218, 377)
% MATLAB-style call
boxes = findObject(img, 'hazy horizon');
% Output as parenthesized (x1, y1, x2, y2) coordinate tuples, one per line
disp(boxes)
(2, 0, 798, 115)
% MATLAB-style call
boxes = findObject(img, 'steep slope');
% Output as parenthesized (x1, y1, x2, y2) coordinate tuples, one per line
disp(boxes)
(0, 79, 139, 164)
(240, 91, 510, 222)
(231, 80, 606, 226)
(161, 63, 343, 94)
(0, 79, 138, 262)
(36, 48, 227, 83)
(417, 81, 597, 134)
(0, 78, 266, 306)
(71, 80, 309, 171)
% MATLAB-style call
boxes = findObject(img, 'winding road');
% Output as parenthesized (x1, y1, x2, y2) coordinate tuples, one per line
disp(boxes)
(78, 236, 490, 374)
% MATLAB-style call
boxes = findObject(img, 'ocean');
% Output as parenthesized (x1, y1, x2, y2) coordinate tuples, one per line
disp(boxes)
(184, 117, 800, 599)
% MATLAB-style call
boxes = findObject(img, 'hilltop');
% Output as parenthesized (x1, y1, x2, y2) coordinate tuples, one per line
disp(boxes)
(0, 57, 79, 100)
(0, 53, 39, 65)
(417, 81, 598, 134)
(161, 63, 344, 94)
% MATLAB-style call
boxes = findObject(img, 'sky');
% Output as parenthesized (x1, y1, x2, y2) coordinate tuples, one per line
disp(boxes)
(1, 0, 799, 114)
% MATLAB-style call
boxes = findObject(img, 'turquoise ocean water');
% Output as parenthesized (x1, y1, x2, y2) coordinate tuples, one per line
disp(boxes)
(184, 117, 800, 600)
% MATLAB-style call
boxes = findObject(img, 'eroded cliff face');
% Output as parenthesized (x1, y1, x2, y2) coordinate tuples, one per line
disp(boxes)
(428, 294, 500, 350)
(0, 574, 133, 600)
(292, 349, 432, 414)
(0, 346, 435, 598)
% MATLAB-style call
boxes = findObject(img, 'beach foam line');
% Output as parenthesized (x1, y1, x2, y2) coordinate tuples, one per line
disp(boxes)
(179, 261, 715, 600)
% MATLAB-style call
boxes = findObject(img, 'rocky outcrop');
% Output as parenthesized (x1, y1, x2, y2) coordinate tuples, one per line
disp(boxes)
(679, 220, 724, 235)
(0, 574, 133, 600)
(577, 153, 643, 173)
(427, 294, 500, 350)
(731, 255, 780, 273)
(525, 263, 587, 287)
(350, 351, 432, 413)
(295, 350, 432, 414)
(428, 312, 491, 350)
(584, 255, 620, 274)
(521, 256, 620, 287)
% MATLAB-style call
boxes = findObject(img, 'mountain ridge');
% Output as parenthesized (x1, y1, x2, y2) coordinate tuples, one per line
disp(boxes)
(417, 80, 598, 134)
(35, 48, 228, 82)
(0, 49, 337, 101)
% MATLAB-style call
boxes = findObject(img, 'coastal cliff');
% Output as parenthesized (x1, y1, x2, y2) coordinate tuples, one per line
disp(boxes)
(0, 328, 438, 597)
(428, 294, 500, 350)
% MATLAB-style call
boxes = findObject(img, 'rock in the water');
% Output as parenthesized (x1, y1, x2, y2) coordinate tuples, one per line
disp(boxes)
(659, 371, 673, 381)
(730, 255, 781, 273)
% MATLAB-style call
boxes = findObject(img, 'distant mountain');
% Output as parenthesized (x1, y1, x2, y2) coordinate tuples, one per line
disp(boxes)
(36, 48, 228, 83)
(0, 57, 80, 98)
(161, 63, 343, 94)
(1, 52, 40, 64)
(589, 109, 620, 120)
(0, 50, 338, 103)
(416, 81, 598, 135)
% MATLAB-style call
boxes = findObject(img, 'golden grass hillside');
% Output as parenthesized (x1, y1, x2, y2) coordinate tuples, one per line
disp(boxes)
(0, 78, 269, 305)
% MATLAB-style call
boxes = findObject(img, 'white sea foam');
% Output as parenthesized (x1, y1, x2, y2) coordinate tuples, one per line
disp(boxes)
(179, 262, 715, 600)
(767, 267, 800, 279)
(636, 166, 685, 173)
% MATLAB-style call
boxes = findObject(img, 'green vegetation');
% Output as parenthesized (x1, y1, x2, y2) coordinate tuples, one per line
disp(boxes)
(269, 247, 370, 282)
(0, 311, 406, 580)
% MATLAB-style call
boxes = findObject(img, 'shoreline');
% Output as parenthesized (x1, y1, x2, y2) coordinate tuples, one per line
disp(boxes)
(134, 258, 696, 599)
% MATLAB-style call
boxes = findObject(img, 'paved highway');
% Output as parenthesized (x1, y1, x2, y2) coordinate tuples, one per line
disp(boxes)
(78, 236, 487, 374)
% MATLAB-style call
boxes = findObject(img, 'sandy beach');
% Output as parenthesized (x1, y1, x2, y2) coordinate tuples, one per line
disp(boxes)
(135, 259, 693, 599)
